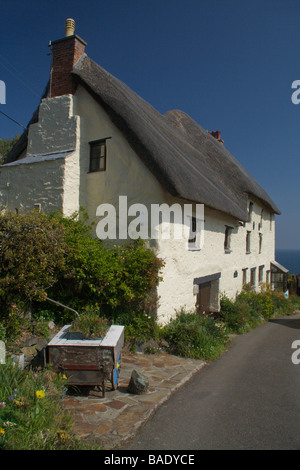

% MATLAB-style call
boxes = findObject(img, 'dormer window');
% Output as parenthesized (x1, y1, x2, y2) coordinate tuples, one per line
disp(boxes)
(89, 138, 110, 172)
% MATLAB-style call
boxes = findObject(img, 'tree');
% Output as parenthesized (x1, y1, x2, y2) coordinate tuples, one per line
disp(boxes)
(0, 134, 20, 164)
(0, 210, 66, 308)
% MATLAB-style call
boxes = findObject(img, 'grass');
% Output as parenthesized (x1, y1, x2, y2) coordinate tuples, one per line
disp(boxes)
(0, 360, 101, 450)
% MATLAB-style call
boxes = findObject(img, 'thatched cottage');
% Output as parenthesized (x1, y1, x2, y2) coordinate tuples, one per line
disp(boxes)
(0, 20, 286, 323)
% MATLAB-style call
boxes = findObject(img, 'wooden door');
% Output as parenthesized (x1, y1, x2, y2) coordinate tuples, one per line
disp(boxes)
(196, 282, 211, 313)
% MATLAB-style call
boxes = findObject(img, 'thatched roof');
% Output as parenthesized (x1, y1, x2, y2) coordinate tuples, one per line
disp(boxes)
(4, 54, 280, 221)
(71, 55, 280, 220)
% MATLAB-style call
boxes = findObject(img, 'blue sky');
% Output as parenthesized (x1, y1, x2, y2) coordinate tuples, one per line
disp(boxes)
(0, 0, 299, 249)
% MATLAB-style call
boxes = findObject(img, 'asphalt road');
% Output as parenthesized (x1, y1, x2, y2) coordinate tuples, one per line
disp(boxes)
(125, 313, 300, 450)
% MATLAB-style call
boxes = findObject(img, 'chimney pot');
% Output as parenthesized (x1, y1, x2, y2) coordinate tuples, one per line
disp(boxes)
(65, 18, 75, 37)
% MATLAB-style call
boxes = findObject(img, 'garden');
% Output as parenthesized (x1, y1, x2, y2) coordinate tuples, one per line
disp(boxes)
(1, 209, 300, 449)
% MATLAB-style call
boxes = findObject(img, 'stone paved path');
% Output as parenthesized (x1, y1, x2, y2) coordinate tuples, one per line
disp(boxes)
(62, 351, 205, 449)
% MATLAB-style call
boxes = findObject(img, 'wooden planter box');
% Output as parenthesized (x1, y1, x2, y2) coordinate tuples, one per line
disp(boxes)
(47, 324, 124, 396)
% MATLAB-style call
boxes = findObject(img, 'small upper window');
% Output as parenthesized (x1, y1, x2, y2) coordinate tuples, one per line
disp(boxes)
(89, 139, 108, 172)
(259, 209, 263, 230)
(188, 216, 204, 251)
(224, 225, 233, 253)
(259, 233, 263, 254)
(246, 231, 251, 254)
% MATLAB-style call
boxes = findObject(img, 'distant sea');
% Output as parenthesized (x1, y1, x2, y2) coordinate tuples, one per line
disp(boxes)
(275, 249, 300, 275)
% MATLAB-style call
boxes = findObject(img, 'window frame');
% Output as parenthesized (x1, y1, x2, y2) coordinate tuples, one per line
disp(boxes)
(259, 265, 264, 284)
(259, 232, 263, 254)
(242, 268, 248, 285)
(89, 137, 111, 173)
(224, 225, 233, 253)
(188, 216, 204, 251)
(246, 230, 251, 254)
(250, 267, 256, 287)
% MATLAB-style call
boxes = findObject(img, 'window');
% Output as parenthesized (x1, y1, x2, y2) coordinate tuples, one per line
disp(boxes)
(224, 226, 233, 253)
(266, 270, 270, 285)
(89, 138, 109, 172)
(259, 209, 263, 230)
(246, 231, 251, 254)
(259, 233, 263, 254)
(242, 268, 248, 285)
(250, 267, 256, 287)
(188, 217, 197, 244)
(188, 216, 203, 251)
(259, 265, 264, 284)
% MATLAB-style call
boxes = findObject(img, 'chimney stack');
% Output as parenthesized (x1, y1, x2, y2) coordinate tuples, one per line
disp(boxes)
(208, 130, 223, 144)
(49, 19, 87, 97)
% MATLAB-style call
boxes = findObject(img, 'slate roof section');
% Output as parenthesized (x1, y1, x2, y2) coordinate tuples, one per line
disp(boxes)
(0, 150, 74, 167)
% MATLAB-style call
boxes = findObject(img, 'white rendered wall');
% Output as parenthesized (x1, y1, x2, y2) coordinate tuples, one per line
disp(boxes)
(0, 158, 65, 214)
(73, 86, 276, 324)
(0, 95, 80, 216)
(0, 87, 277, 323)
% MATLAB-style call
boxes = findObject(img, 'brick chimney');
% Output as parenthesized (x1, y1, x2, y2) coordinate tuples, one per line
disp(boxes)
(208, 130, 224, 144)
(49, 19, 87, 97)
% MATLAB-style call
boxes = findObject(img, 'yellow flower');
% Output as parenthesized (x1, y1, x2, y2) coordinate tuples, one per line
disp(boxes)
(0, 428, 4, 435)
(56, 430, 70, 443)
(14, 398, 25, 407)
(62, 375, 67, 380)
(36, 390, 45, 399)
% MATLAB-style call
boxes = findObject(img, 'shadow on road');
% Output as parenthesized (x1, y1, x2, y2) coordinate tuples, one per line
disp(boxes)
(269, 316, 300, 330)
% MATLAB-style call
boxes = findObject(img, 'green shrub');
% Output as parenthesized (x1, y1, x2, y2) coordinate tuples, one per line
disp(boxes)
(220, 290, 298, 334)
(0, 210, 66, 308)
(46, 212, 164, 317)
(33, 318, 51, 342)
(162, 309, 229, 360)
(112, 308, 161, 350)
(69, 305, 109, 339)
(219, 295, 249, 331)
(237, 291, 274, 320)
(0, 323, 6, 341)
(0, 210, 164, 327)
